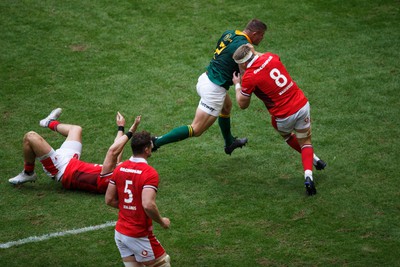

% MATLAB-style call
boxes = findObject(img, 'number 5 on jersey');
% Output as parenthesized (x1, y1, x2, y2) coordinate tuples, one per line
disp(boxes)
(124, 180, 133, 204)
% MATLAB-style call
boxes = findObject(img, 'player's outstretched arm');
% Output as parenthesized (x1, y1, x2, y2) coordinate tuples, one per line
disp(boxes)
(100, 114, 141, 175)
(115, 112, 126, 163)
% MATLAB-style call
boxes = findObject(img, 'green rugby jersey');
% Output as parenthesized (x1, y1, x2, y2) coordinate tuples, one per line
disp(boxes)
(206, 30, 252, 90)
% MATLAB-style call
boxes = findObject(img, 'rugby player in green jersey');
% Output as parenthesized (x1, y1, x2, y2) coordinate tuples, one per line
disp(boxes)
(153, 19, 267, 155)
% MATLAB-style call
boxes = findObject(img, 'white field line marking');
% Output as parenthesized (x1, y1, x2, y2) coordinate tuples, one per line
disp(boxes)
(0, 221, 116, 249)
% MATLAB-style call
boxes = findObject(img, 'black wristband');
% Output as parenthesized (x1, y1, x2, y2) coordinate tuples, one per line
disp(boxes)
(118, 126, 125, 132)
(125, 131, 133, 139)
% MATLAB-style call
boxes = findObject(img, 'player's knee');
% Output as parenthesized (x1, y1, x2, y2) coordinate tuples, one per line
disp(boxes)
(24, 131, 40, 142)
(191, 125, 204, 137)
(221, 105, 232, 114)
(295, 128, 311, 139)
(71, 125, 82, 134)
(283, 133, 295, 142)
(147, 254, 171, 267)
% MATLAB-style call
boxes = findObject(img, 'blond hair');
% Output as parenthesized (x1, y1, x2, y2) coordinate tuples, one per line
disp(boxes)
(233, 44, 253, 64)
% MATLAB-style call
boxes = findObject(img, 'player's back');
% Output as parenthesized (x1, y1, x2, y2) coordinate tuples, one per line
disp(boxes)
(244, 53, 307, 117)
(112, 158, 159, 237)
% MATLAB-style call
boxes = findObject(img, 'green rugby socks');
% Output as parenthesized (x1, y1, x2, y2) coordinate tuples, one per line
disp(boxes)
(155, 125, 194, 147)
(218, 115, 234, 147)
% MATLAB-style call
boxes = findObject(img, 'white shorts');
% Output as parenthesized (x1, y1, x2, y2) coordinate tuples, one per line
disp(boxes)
(37, 140, 82, 181)
(114, 230, 165, 262)
(196, 72, 227, 117)
(275, 102, 311, 133)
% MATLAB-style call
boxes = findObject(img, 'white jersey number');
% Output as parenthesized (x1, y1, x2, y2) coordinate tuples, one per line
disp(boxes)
(124, 180, 133, 204)
(270, 68, 287, 87)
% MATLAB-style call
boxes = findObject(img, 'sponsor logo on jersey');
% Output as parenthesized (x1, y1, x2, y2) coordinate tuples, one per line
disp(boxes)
(254, 55, 273, 74)
(120, 167, 142, 174)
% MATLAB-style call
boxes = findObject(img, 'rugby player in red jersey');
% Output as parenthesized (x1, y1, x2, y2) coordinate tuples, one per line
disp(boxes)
(106, 131, 170, 267)
(232, 44, 326, 195)
(9, 108, 141, 194)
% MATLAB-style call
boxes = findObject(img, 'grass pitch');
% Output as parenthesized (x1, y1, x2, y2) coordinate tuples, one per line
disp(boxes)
(1, 0, 399, 266)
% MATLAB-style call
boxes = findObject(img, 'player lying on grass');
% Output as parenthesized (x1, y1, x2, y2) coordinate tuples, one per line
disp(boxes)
(232, 44, 326, 196)
(9, 108, 141, 194)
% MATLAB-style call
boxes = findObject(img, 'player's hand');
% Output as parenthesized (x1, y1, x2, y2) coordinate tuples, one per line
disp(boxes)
(116, 112, 125, 127)
(128, 115, 141, 133)
(232, 71, 241, 85)
(160, 217, 170, 229)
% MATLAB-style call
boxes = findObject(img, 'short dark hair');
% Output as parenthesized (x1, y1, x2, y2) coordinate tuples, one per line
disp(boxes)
(130, 131, 152, 155)
(245, 19, 267, 32)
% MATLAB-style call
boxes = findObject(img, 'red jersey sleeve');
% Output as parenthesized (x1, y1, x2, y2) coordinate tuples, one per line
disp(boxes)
(143, 166, 159, 192)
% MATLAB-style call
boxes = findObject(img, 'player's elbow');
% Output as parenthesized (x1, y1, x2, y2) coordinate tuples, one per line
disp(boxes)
(105, 194, 113, 206)
(236, 96, 250, 109)
(107, 146, 120, 159)
(142, 199, 156, 212)
(238, 101, 249, 109)
(105, 197, 112, 206)
(105, 192, 115, 207)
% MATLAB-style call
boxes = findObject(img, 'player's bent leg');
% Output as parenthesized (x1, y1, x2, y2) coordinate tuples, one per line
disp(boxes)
(152, 108, 212, 151)
(191, 108, 218, 137)
(57, 125, 83, 142)
(295, 129, 318, 196)
(152, 125, 194, 152)
(218, 114, 234, 147)
(9, 131, 51, 185)
(24, 131, 53, 158)
(295, 128, 327, 170)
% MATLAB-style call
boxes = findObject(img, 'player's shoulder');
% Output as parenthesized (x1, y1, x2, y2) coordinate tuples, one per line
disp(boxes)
(218, 29, 235, 42)
(146, 164, 159, 175)
(221, 29, 235, 36)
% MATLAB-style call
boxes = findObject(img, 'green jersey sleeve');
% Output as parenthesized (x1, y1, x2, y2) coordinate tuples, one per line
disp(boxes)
(206, 30, 251, 90)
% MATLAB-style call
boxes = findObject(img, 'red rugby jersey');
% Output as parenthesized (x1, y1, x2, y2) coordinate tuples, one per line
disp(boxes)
(240, 53, 308, 118)
(62, 157, 109, 193)
(110, 157, 159, 237)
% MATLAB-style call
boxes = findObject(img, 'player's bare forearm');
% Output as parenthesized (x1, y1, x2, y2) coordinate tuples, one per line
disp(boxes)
(101, 115, 141, 174)
(105, 184, 119, 208)
(107, 199, 119, 209)
(115, 112, 127, 162)
(128, 115, 141, 133)
(144, 204, 170, 229)
(111, 115, 141, 158)
(232, 72, 250, 109)
(142, 188, 170, 229)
